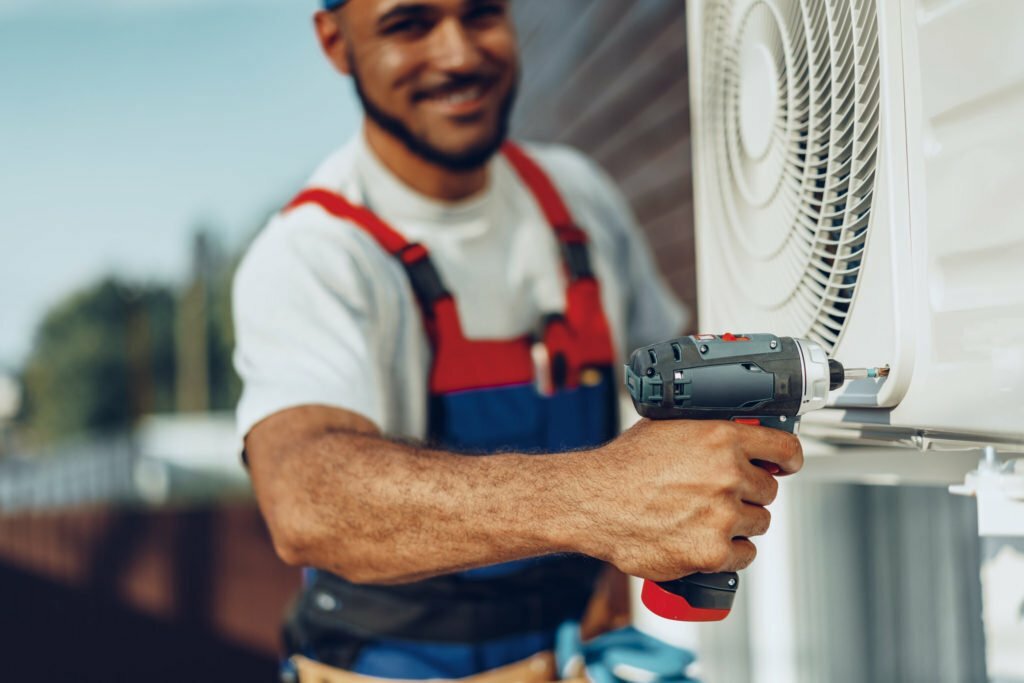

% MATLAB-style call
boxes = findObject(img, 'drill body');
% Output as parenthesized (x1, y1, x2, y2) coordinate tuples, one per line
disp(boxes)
(624, 333, 845, 622)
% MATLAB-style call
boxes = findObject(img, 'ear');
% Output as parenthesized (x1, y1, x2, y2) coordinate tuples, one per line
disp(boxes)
(314, 10, 352, 76)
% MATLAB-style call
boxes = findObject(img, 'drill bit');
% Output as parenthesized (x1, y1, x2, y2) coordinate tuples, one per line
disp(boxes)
(844, 366, 890, 380)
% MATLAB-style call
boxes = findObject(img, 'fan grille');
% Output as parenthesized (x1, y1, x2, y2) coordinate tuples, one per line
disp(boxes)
(699, 0, 881, 353)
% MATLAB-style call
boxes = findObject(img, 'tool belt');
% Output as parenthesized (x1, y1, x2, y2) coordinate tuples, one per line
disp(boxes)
(284, 556, 602, 669)
(291, 650, 568, 683)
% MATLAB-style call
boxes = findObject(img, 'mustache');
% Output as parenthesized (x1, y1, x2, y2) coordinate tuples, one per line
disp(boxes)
(411, 73, 499, 101)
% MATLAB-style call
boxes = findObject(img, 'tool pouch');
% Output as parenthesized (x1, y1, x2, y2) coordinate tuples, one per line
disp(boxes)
(283, 556, 602, 670)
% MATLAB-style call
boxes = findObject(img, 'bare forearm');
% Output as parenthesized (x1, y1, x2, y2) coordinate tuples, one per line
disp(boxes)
(248, 405, 804, 584)
(251, 429, 593, 584)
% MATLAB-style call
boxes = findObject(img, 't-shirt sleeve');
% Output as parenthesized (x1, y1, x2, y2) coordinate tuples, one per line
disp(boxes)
(232, 208, 387, 441)
(574, 153, 691, 352)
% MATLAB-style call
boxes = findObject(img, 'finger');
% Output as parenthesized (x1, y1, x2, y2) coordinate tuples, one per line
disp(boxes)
(732, 504, 771, 539)
(723, 537, 757, 572)
(734, 423, 804, 475)
(737, 463, 779, 506)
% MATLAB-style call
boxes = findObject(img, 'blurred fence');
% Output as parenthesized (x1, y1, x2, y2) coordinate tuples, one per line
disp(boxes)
(0, 437, 136, 513)
(0, 424, 298, 681)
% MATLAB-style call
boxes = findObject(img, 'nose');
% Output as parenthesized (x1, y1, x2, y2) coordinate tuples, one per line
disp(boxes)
(427, 17, 485, 74)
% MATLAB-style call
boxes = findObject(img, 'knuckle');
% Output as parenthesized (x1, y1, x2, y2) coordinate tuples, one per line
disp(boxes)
(736, 543, 757, 570)
(705, 544, 732, 572)
(716, 504, 740, 532)
(705, 422, 736, 448)
(717, 462, 746, 494)
(793, 445, 806, 470)
(719, 470, 743, 495)
(787, 435, 804, 464)
(613, 550, 647, 579)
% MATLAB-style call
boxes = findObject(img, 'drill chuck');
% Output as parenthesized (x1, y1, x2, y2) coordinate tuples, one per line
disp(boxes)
(829, 359, 846, 390)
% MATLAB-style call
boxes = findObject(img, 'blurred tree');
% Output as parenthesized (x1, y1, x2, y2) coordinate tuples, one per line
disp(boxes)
(207, 256, 242, 412)
(17, 226, 245, 447)
(20, 279, 177, 443)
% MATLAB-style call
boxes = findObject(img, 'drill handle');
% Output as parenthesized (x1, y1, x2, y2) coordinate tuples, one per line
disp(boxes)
(642, 423, 791, 621)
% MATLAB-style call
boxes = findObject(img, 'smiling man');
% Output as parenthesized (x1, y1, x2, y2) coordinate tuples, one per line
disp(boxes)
(336, 0, 518, 177)
(232, 0, 802, 681)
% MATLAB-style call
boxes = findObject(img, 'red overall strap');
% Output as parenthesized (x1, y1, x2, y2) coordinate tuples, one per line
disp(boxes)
(500, 142, 587, 244)
(285, 188, 534, 394)
(288, 189, 421, 264)
(285, 141, 617, 393)
(501, 142, 617, 372)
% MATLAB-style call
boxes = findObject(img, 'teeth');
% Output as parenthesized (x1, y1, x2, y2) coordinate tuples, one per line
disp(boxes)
(439, 86, 482, 105)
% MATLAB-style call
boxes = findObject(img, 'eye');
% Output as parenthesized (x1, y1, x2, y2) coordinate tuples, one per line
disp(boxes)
(464, 2, 506, 26)
(381, 17, 432, 38)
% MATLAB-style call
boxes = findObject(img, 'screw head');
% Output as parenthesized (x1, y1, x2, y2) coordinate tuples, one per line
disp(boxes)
(770, 340, 778, 349)
(646, 367, 656, 377)
(728, 578, 737, 587)
(699, 344, 709, 354)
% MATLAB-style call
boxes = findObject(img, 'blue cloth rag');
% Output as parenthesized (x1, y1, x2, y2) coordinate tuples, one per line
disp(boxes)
(554, 621, 701, 683)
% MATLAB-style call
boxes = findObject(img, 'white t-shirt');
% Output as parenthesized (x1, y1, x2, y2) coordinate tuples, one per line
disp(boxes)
(232, 132, 688, 441)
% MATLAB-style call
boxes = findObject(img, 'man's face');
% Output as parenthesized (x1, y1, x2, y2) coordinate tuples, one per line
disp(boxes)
(329, 0, 519, 171)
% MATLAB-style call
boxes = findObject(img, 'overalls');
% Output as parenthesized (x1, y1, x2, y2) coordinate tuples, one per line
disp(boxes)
(280, 142, 619, 681)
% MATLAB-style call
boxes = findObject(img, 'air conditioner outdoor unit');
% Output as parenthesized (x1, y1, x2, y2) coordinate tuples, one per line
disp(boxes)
(688, 0, 1024, 450)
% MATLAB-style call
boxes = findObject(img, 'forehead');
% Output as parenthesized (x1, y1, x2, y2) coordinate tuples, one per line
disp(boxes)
(347, 0, 501, 20)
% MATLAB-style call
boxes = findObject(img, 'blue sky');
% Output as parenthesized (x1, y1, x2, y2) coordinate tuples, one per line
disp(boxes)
(0, 0, 361, 369)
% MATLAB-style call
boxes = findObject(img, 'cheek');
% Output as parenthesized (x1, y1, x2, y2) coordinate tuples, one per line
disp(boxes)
(358, 46, 421, 102)
(481, 27, 518, 70)
(378, 49, 417, 81)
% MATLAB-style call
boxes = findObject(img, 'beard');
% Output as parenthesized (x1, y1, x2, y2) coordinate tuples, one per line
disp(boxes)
(349, 55, 518, 173)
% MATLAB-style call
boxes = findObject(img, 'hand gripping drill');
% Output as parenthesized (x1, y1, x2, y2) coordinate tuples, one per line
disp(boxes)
(624, 333, 887, 621)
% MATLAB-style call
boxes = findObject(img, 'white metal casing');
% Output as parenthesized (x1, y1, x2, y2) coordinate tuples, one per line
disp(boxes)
(688, 0, 1024, 447)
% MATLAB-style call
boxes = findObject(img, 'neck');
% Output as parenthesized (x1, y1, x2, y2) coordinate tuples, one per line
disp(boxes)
(364, 121, 488, 201)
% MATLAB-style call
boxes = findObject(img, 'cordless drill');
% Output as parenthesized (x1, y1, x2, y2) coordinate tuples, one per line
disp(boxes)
(624, 333, 887, 622)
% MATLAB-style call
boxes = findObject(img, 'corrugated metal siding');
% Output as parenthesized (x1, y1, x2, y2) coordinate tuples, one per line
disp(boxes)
(511, 0, 697, 323)
(789, 484, 987, 683)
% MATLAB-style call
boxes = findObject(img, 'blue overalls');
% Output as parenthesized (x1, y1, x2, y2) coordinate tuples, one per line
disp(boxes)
(280, 142, 619, 680)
